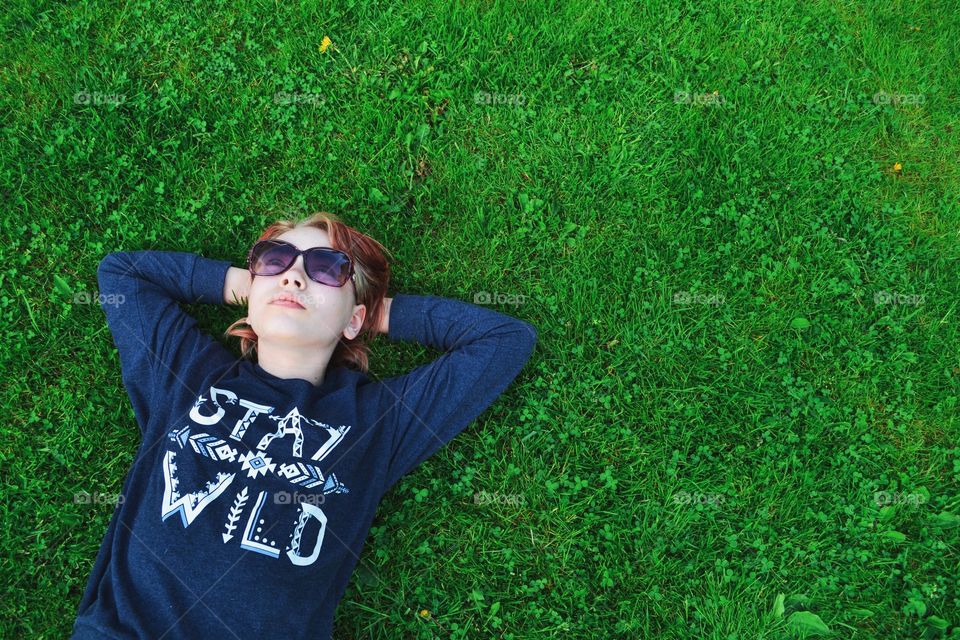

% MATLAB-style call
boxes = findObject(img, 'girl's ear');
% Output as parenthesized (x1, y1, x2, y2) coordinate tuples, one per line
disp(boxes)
(345, 304, 366, 339)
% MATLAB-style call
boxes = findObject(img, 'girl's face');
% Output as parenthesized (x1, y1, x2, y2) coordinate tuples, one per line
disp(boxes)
(247, 227, 366, 347)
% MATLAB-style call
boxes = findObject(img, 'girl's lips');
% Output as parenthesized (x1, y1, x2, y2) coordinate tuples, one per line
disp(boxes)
(271, 300, 305, 309)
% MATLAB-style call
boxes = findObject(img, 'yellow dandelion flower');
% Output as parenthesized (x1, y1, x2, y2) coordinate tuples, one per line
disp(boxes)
(893, 162, 902, 172)
(319, 36, 332, 53)
(419, 609, 431, 618)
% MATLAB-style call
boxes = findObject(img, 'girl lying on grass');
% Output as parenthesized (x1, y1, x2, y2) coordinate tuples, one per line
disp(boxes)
(71, 211, 537, 640)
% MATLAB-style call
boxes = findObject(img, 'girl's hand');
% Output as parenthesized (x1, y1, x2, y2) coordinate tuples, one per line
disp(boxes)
(378, 297, 393, 334)
(224, 267, 251, 306)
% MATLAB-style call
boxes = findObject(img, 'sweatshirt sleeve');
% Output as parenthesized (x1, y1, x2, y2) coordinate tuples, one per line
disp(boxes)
(96, 250, 235, 437)
(372, 293, 537, 491)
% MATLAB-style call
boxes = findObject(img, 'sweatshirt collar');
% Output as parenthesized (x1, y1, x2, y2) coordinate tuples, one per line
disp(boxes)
(246, 360, 344, 394)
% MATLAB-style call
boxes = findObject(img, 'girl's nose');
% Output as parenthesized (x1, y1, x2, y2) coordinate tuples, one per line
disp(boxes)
(282, 257, 307, 288)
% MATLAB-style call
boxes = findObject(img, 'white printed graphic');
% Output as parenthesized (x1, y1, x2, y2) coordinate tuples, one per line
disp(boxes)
(161, 450, 236, 527)
(238, 451, 276, 478)
(222, 487, 249, 543)
(189, 432, 238, 462)
(240, 490, 281, 558)
(278, 461, 326, 489)
(310, 423, 352, 463)
(162, 388, 354, 567)
(229, 398, 274, 441)
(188, 387, 238, 425)
(188, 385, 273, 441)
(287, 502, 327, 566)
(257, 408, 351, 461)
(257, 407, 309, 457)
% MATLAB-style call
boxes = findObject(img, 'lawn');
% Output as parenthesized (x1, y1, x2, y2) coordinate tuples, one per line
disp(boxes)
(2, 0, 959, 638)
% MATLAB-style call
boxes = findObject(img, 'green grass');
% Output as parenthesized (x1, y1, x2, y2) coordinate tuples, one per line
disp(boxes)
(3, 0, 959, 637)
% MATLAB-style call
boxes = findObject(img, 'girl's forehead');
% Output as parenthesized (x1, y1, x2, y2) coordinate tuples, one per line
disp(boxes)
(276, 227, 331, 251)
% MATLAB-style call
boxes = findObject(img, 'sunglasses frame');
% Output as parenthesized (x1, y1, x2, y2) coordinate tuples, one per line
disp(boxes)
(247, 239, 356, 288)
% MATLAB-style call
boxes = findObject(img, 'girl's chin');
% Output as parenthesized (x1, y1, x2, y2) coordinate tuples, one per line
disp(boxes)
(255, 323, 333, 342)
(251, 320, 300, 335)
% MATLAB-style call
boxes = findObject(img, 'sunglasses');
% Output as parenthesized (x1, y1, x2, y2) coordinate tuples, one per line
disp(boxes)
(247, 239, 356, 288)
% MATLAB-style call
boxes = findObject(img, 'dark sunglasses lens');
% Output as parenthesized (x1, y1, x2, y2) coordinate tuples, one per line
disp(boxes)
(251, 243, 295, 275)
(305, 250, 351, 286)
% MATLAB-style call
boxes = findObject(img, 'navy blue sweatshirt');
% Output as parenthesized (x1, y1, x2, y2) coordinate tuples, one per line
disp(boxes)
(71, 250, 537, 640)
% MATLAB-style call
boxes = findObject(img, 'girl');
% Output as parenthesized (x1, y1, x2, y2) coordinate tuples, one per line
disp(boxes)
(71, 212, 537, 639)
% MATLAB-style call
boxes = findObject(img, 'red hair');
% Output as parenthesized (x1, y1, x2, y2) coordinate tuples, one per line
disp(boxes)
(222, 211, 392, 373)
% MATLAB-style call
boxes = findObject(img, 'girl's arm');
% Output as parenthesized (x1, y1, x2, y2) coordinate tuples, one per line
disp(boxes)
(366, 293, 537, 492)
(97, 251, 236, 440)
